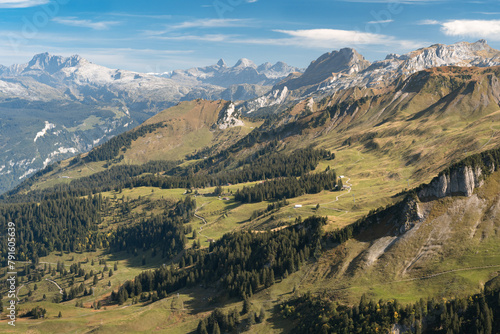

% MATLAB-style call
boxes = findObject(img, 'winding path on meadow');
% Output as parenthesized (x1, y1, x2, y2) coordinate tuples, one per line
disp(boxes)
(194, 202, 212, 241)
(45, 278, 64, 294)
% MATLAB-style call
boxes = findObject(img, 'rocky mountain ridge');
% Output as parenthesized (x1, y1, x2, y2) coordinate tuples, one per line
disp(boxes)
(239, 40, 500, 114)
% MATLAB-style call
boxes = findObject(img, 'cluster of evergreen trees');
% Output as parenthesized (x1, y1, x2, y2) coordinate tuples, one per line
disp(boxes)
(25, 306, 47, 319)
(69, 160, 180, 193)
(196, 308, 241, 334)
(0, 195, 105, 261)
(110, 216, 327, 304)
(281, 276, 500, 334)
(251, 197, 289, 220)
(129, 148, 333, 191)
(235, 169, 337, 203)
(109, 196, 196, 259)
(0, 196, 196, 264)
(3, 148, 333, 206)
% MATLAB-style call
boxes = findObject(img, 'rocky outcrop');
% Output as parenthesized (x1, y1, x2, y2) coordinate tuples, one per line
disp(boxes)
(418, 165, 484, 200)
(274, 48, 370, 91)
(217, 103, 244, 130)
(398, 198, 425, 234)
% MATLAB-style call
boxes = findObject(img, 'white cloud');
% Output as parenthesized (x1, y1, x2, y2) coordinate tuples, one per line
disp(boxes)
(418, 19, 440, 25)
(142, 19, 252, 37)
(367, 19, 393, 24)
(146, 28, 425, 52)
(53, 17, 120, 30)
(0, 0, 48, 8)
(441, 19, 500, 40)
(270, 29, 422, 49)
(274, 29, 387, 45)
(150, 34, 234, 43)
(171, 18, 252, 30)
(108, 13, 173, 20)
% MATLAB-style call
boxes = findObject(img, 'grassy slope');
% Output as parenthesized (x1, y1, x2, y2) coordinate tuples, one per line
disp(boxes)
(2, 67, 500, 332)
(21, 99, 262, 192)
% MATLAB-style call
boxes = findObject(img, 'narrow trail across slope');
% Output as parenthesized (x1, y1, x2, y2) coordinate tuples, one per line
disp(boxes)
(194, 203, 212, 241)
(16, 284, 25, 301)
(45, 278, 64, 294)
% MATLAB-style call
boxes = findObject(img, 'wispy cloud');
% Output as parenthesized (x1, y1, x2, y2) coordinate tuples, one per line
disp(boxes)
(142, 19, 252, 37)
(0, 0, 48, 8)
(367, 19, 393, 24)
(474, 12, 500, 15)
(107, 13, 173, 20)
(171, 18, 252, 30)
(147, 28, 425, 51)
(440, 19, 500, 40)
(52, 17, 121, 30)
(418, 19, 441, 25)
(149, 34, 234, 43)
(268, 29, 423, 49)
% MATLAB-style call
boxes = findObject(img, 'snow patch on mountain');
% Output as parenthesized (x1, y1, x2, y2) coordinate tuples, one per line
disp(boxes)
(19, 168, 37, 180)
(34, 121, 56, 142)
(43, 147, 78, 168)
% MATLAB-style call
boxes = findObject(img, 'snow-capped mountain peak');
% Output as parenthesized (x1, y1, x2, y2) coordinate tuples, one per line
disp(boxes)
(234, 58, 257, 69)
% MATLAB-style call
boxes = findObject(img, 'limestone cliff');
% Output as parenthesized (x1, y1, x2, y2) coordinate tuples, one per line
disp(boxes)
(417, 165, 485, 200)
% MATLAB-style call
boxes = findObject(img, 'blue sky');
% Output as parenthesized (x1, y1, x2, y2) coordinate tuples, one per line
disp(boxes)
(0, 0, 499, 72)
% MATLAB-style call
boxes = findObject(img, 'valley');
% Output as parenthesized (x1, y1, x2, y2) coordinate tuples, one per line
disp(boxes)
(1, 41, 500, 333)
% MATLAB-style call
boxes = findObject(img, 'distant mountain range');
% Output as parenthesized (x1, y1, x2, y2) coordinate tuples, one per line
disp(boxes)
(155, 58, 301, 87)
(0, 54, 299, 192)
(239, 39, 500, 114)
(1, 39, 500, 193)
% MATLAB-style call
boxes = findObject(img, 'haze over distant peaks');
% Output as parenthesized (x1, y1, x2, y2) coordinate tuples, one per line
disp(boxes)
(160, 57, 302, 88)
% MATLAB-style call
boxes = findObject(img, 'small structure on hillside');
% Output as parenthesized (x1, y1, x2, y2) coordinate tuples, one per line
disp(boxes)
(294, 204, 302, 208)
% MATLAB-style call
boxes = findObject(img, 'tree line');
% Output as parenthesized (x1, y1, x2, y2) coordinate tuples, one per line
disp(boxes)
(129, 148, 333, 191)
(85, 122, 167, 162)
(0, 195, 105, 262)
(110, 216, 327, 304)
(234, 169, 337, 203)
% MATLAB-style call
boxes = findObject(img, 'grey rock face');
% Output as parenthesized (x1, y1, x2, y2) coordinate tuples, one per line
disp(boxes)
(418, 166, 484, 199)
